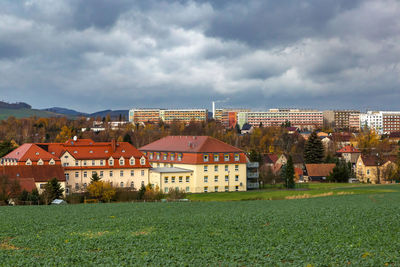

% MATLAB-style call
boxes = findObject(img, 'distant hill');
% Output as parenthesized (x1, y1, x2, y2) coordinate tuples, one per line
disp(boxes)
(89, 110, 129, 120)
(0, 101, 31, 109)
(42, 107, 88, 117)
(0, 108, 62, 120)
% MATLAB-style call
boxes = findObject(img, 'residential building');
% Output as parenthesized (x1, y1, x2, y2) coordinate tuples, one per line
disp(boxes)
(238, 109, 323, 130)
(149, 167, 194, 193)
(246, 162, 259, 189)
(323, 110, 360, 131)
(336, 145, 361, 168)
(214, 108, 250, 128)
(360, 111, 400, 134)
(140, 136, 247, 193)
(129, 108, 208, 124)
(355, 155, 397, 184)
(305, 164, 336, 182)
(1, 144, 61, 166)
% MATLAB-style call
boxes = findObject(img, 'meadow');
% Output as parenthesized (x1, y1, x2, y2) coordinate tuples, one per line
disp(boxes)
(1, 185, 400, 266)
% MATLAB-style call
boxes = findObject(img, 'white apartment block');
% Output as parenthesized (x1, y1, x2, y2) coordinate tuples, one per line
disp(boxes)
(360, 111, 400, 134)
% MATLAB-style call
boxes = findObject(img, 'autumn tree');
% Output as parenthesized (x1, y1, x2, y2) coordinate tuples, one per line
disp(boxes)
(87, 181, 116, 202)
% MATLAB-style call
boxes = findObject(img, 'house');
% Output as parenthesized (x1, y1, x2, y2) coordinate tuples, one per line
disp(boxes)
(305, 164, 336, 182)
(246, 161, 259, 189)
(149, 167, 194, 193)
(336, 145, 361, 167)
(0, 165, 66, 194)
(241, 123, 254, 134)
(276, 154, 304, 170)
(2, 138, 151, 194)
(140, 136, 247, 193)
(355, 155, 397, 184)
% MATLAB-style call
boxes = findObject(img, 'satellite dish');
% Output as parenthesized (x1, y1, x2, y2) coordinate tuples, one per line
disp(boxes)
(73, 136, 78, 141)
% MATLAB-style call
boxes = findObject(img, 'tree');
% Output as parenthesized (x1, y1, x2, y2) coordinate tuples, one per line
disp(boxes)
(304, 131, 324, 163)
(0, 140, 15, 157)
(138, 184, 146, 200)
(327, 159, 351, 182)
(123, 133, 132, 144)
(283, 156, 295, 188)
(87, 181, 116, 202)
(90, 172, 101, 183)
(42, 178, 64, 204)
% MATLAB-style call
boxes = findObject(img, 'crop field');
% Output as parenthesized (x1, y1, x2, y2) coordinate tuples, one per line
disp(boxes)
(1, 185, 400, 266)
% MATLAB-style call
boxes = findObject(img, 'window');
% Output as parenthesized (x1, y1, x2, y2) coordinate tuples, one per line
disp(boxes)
(214, 165, 218, 172)
(120, 170, 124, 177)
(100, 171, 103, 177)
(65, 173, 69, 181)
(225, 175, 229, 182)
(130, 158, 135, 165)
(179, 176, 183, 183)
(83, 183, 87, 189)
(214, 154, 219, 162)
(100, 160, 104, 166)
(234, 154, 240, 161)
(203, 154, 209, 162)
(120, 182, 124, 187)
(225, 165, 229, 172)
(235, 186, 239, 191)
(225, 186, 229, 192)
(235, 175, 239, 182)
(130, 170, 134, 176)
(140, 157, 146, 165)
(214, 186, 218, 192)
(165, 187, 169, 193)
(141, 170, 145, 176)
(110, 171, 113, 177)
(235, 165, 239, 171)
(75, 161, 79, 166)
(91, 160, 95, 166)
(149, 153, 153, 160)
(92, 171, 96, 177)
(186, 186, 190, 192)
(119, 158, 124, 165)
(171, 153, 175, 161)
(171, 177, 175, 183)
(367, 170, 370, 175)
(204, 176, 208, 183)
(75, 172, 79, 178)
(204, 165, 208, 172)
(178, 153, 182, 161)
(109, 159, 113, 166)
(214, 175, 218, 182)
(141, 181, 145, 186)
(84, 161, 87, 166)
(204, 186, 208, 193)
(156, 153, 160, 160)
(83, 171, 87, 178)
(224, 154, 230, 161)
(131, 181, 134, 188)
(75, 183, 79, 190)
(164, 177, 169, 184)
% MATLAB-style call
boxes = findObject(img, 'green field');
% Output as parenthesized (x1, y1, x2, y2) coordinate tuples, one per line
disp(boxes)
(0, 108, 61, 120)
(1, 185, 400, 266)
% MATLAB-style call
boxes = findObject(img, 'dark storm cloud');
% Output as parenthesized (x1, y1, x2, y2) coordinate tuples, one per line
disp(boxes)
(0, 0, 399, 112)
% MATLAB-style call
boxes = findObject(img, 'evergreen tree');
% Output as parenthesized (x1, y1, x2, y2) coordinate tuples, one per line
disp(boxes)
(283, 156, 295, 188)
(138, 184, 146, 200)
(42, 178, 64, 204)
(327, 159, 351, 182)
(304, 131, 324, 163)
(90, 172, 101, 183)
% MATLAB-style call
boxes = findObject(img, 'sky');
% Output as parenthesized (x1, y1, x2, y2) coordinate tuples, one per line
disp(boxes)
(0, 0, 400, 113)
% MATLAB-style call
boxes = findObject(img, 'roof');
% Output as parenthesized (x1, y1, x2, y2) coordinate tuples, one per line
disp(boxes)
(264, 154, 278, 164)
(151, 167, 193, 173)
(140, 136, 243, 153)
(306, 164, 336, 177)
(294, 167, 303, 176)
(287, 127, 298, 131)
(389, 132, 400, 138)
(242, 123, 252, 131)
(337, 145, 361, 153)
(360, 155, 396, 166)
(16, 178, 37, 192)
(0, 165, 66, 182)
(3, 144, 59, 163)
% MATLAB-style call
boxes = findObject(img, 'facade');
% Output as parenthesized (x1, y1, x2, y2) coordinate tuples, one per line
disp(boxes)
(246, 162, 259, 189)
(129, 108, 208, 124)
(140, 136, 247, 193)
(323, 110, 360, 131)
(238, 109, 323, 130)
(149, 167, 194, 193)
(336, 145, 361, 167)
(305, 164, 336, 182)
(360, 111, 400, 134)
(355, 155, 397, 183)
(214, 108, 250, 128)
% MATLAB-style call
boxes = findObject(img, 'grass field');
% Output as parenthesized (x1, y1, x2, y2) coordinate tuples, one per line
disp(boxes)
(1, 185, 400, 266)
(0, 108, 61, 120)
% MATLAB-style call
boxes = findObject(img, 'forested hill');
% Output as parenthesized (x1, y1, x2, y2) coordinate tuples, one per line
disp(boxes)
(0, 101, 31, 109)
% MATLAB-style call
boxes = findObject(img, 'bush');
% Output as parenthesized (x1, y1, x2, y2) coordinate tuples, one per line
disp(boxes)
(114, 188, 139, 202)
(65, 193, 89, 204)
(87, 181, 116, 203)
(167, 188, 186, 201)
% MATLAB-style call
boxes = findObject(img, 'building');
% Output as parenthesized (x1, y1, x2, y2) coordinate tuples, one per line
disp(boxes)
(355, 155, 397, 184)
(336, 145, 361, 168)
(323, 110, 360, 131)
(129, 108, 208, 124)
(360, 111, 400, 134)
(246, 162, 259, 189)
(149, 167, 194, 193)
(140, 136, 247, 193)
(214, 108, 250, 128)
(2, 138, 151, 194)
(238, 109, 323, 130)
(305, 164, 336, 182)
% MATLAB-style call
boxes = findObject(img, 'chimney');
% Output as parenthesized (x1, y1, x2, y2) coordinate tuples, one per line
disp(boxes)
(111, 139, 116, 152)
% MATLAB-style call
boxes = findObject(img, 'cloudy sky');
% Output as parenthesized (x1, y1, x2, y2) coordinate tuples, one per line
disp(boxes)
(1, 0, 400, 112)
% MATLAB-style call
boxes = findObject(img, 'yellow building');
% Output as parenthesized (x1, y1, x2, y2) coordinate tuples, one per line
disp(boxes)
(149, 167, 194, 193)
(355, 155, 397, 184)
(129, 108, 208, 125)
(141, 136, 247, 193)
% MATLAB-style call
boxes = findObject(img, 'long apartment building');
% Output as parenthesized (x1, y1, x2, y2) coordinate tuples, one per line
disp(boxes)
(214, 108, 251, 128)
(129, 108, 208, 124)
(238, 109, 323, 130)
(140, 136, 247, 193)
(323, 110, 360, 131)
(360, 111, 400, 134)
(2, 138, 151, 194)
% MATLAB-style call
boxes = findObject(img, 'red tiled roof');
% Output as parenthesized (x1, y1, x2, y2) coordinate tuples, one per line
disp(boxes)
(264, 154, 278, 164)
(306, 164, 336, 177)
(3, 144, 59, 163)
(140, 136, 243, 153)
(337, 145, 361, 153)
(0, 165, 66, 182)
(16, 178, 37, 192)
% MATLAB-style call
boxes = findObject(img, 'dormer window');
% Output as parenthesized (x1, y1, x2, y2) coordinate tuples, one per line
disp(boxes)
(74, 151, 77, 154)
(156, 153, 160, 160)
(129, 157, 135, 165)
(119, 157, 125, 166)
(122, 149, 125, 153)
(178, 153, 182, 161)
(109, 158, 114, 166)
(163, 153, 167, 160)
(170, 153, 175, 161)
(49, 159, 55, 165)
(89, 150, 93, 154)
(203, 154, 209, 162)
(149, 153, 153, 160)
(214, 154, 219, 162)
(26, 159, 32, 165)
(140, 156, 146, 165)
(224, 154, 230, 161)
(37, 159, 44, 165)
(234, 154, 240, 161)
(35, 152, 39, 156)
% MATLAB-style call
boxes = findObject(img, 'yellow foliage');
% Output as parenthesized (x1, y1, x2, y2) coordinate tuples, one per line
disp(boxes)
(87, 181, 116, 202)
(55, 126, 73, 143)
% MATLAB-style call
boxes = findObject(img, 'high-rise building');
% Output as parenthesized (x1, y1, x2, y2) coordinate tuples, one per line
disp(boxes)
(129, 108, 208, 124)
(323, 110, 360, 131)
(360, 111, 400, 134)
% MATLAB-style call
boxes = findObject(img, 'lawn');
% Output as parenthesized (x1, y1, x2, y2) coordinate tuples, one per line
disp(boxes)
(1, 185, 400, 266)
(187, 183, 399, 201)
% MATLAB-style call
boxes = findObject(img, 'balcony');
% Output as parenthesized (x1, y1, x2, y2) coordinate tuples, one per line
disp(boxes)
(247, 182, 259, 189)
(247, 172, 259, 178)
(247, 162, 259, 168)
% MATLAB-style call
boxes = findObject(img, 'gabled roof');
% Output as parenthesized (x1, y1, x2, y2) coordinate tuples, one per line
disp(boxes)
(140, 136, 243, 153)
(264, 154, 278, 164)
(0, 165, 66, 182)
(306, 164, 336, 177)
(2, 144, 59, 162)
(337, 145, 361, 153)
(242, 123, 253, 131)
(360, 155, 396, 166)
